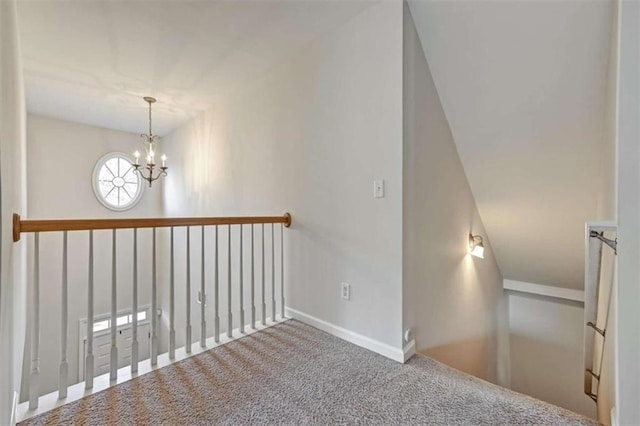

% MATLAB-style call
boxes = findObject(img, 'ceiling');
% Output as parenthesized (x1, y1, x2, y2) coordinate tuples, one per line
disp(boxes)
(408, 0, 615, 289)
(18, 0, 615, 289)
(16, 0, 375, 135)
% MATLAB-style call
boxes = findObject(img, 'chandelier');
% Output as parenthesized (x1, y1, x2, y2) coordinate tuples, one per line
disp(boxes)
(133, 96, 167, 187)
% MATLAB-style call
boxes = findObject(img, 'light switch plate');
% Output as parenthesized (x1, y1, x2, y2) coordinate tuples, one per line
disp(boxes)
(341, 282, 351, 300)
(373, 180, 385, 198)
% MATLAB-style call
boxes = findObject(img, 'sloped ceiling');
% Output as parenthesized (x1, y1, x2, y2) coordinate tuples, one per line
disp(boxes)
(408, 0, 614, 289)
(16, 0, 375, 135)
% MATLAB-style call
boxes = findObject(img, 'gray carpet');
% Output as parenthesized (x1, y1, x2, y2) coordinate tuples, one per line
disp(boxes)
(22, 320, 598, 425)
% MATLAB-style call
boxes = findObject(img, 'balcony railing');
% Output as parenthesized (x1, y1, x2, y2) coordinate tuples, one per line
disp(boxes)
(13, 212, 291, 415)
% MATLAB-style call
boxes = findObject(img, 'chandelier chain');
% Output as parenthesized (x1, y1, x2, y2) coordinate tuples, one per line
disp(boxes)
(134, 96, 167, 188)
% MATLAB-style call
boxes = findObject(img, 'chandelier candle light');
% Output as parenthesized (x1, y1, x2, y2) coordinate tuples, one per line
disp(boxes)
(133, 96, 167, 187)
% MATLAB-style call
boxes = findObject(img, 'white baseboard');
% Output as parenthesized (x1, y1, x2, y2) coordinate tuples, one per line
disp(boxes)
(10, 391, 18, 426)
(285, 307, 409, 363)
(403, 339, 416, 362)
(610, 406, 617, 426)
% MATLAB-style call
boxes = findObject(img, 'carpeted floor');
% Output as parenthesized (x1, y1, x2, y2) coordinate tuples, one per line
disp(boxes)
(22, 320, 598, 425)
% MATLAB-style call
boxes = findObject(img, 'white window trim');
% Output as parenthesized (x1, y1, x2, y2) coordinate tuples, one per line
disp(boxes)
(92, 152, 144, 212)
(79, 305, 153, 338)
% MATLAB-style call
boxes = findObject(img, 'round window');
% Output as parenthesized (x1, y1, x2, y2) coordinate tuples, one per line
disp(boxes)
(92, 152, 144, 211)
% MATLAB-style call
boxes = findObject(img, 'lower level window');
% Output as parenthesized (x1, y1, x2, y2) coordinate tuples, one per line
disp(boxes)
(92, 308, 149, 334)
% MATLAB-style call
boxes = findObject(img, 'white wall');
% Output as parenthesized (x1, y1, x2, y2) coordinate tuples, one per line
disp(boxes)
(502, 4, 618, 423)
(161, 1, 405, 352)
(508, 290, 596, 419)
(402, 4, 505, 384)
(406, 0, 613, 292)
(20, 115, 162, 400)
(615, 1, 640, 424)
(0, 0, 28, 423)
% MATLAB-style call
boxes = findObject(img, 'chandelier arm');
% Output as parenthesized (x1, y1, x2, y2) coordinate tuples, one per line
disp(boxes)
(134, 164, 167, 188)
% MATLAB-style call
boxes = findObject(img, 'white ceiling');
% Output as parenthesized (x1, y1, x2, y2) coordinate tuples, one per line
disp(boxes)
(408, 0, 615, 289)
(19, 0, 615, 289)
(17, 0, 375, 135)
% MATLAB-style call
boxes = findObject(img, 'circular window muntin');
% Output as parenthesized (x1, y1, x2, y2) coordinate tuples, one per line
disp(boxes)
(92, 152, 144, 211)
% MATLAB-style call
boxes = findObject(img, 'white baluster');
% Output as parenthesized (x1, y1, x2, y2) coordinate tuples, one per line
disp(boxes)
(200, 226, 206, 348)
(251, 224, 256, 329)
(227, 225, 233, 338)
(132, 229, 138, 373)
(169, 227, 175, 359)
(86, 230, 94, 389)
(261, 224, 266, 326)
(151, 228, 158, 365)
(271, 223, 276, 322)
(110, 229, 118, 381)
(214, 225, 220, 343)
(281, 223, 285, 319)
(186, 227, 192, 353)
(239, 225, 244, 333)
(29, 233, 41, 409)
(59, 231, 69, 399)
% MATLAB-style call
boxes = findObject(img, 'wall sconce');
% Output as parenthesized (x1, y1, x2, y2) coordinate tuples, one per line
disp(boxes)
(469, 234, 485, 259)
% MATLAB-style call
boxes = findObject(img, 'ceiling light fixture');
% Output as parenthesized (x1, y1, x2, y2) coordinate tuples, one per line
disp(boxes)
(133, 96, 167, 187)
(469, 234, 485, 259)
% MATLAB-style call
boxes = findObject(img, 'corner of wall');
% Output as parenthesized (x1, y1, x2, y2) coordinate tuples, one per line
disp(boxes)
(0, 0, 28, 423)
(9, 391, 18, 426)
(401, 1, 504, 384)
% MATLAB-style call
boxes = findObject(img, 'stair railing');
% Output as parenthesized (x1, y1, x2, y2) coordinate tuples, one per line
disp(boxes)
(583, 221, 617, 403)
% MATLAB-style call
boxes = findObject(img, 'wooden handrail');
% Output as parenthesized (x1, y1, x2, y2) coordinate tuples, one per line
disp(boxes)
(13, 212, 292, 242)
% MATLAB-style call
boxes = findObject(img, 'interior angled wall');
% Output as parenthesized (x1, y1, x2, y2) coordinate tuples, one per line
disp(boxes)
(402, 4, 505, 384)
(161, 1, 405, 354)
(615, 1, 640, 424)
